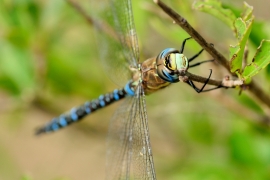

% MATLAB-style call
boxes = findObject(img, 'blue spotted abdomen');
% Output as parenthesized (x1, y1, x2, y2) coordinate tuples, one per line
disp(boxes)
(36, 81, 135, 135)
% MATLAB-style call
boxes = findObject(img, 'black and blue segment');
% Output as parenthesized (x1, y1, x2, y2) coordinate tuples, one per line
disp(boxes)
(35, 81, 135, 135)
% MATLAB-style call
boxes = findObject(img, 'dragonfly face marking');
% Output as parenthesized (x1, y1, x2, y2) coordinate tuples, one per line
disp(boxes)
(156, 48, 189, 83)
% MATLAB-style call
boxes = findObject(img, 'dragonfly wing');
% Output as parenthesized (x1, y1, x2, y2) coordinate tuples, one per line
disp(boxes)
(110, 0, 140, 67)
(90, 0, 139, 86)
(106, 85, 156, 180)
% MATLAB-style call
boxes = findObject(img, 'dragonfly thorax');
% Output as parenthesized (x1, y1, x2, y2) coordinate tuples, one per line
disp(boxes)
(156, 48, 188, 83)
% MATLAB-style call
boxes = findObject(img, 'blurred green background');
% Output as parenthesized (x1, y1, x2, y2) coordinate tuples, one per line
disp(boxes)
(0, 0, 270, 179)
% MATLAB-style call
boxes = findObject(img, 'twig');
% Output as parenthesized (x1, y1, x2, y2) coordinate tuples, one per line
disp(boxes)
(66, 0, 94, 24)
(153, 0, 270, 109)
(249, 81, 270, 108)
(185, 72, 242, 88)
(153, 0, 230, 71)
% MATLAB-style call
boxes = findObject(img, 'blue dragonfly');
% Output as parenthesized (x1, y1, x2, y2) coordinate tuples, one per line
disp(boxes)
(36, 0, 223, 179)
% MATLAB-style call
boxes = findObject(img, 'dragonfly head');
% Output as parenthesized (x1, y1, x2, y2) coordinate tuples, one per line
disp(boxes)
(156, 48, 188, 83)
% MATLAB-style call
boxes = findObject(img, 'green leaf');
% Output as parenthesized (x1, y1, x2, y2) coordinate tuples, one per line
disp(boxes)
(228, 2, 254, 76)
(193, 0, 237, 30)
(229, 16, 253, 74)
(242, 40, 270, 81)
(241, 2, 253, 21)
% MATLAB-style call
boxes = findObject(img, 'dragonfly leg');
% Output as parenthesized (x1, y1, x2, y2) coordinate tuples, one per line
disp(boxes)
(188, 48, 204, 63)
(186, 69, 222, 93)
(180, 37, 192, 53)
(189, 59, 215, 68)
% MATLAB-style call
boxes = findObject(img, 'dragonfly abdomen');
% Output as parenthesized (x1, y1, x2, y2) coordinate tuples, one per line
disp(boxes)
(36, 82, 135, 135)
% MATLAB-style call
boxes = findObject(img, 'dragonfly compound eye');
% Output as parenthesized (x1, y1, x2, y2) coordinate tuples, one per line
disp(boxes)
(156, 48, 189, 83)
(164, 54, 177, 71)
(156, 49, 178, 83)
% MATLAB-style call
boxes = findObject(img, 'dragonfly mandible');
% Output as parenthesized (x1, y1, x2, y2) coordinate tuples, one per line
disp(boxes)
(36, 0, 223, 179)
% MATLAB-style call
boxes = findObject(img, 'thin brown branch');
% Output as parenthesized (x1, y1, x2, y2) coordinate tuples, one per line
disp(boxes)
(154, 0, 270, 109)
(249, 81, 270, 108)
(185, 72, 242, 88)
(153, 0, 230, 71)
(66, 0, 94, 24)
(185, 72, 222, 86)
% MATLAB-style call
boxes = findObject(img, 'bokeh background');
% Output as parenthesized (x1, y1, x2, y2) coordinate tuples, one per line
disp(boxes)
(0, 0, 270, 179)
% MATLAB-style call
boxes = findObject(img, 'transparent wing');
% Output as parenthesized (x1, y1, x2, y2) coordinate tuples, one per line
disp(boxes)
(90, 0, 139, 86)
(110, 0, 139, 67)
(106, 85, 156, 180)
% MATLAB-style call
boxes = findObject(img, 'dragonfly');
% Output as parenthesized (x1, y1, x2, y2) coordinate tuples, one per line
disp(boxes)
(36, 0, 223, 179)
